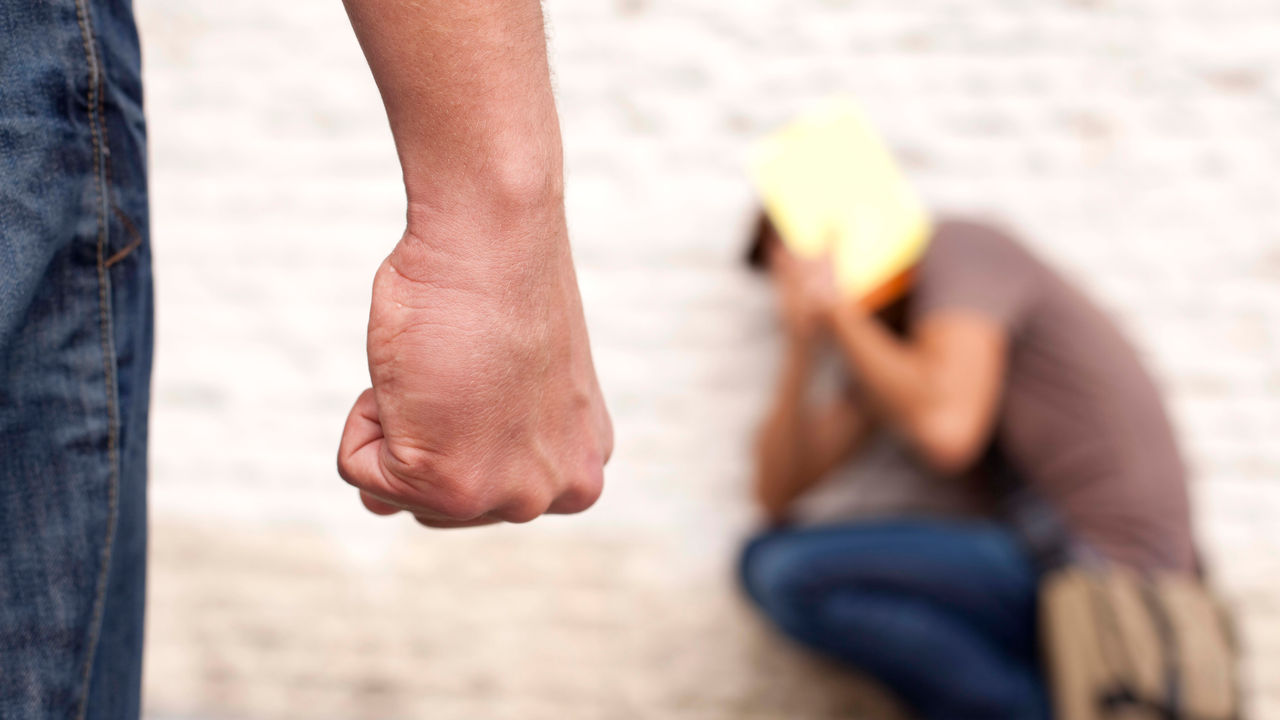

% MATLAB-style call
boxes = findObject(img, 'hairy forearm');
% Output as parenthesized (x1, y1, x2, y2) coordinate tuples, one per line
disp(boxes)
(342, 0, 564, 219)
(336, 0, 613, 527)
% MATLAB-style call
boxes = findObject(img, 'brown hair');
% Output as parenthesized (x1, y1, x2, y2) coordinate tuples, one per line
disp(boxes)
(743, 206, 914, 337)
(744, 208, 774, 271)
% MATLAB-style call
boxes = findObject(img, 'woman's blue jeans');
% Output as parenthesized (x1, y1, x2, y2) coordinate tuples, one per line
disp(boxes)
(740, 520, 1051, 720)
(1, 0, 152, 717)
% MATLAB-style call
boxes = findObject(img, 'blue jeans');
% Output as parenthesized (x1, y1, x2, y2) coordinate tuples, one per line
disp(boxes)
(740, 520, 1050, 720)
(1, 0, 152, 717)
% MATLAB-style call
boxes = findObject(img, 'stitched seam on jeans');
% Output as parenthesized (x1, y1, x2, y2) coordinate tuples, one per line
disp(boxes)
(104, 206, 142, 268)
(72, 1, 122, 718)
(101, 82, 142, 268)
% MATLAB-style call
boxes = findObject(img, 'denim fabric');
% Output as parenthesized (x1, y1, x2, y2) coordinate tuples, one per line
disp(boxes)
(1, 0, 152, 717)
(740, 520, 1050, 720)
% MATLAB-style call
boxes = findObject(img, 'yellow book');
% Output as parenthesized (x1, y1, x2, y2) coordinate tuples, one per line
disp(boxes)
(748, 98, 932, 309)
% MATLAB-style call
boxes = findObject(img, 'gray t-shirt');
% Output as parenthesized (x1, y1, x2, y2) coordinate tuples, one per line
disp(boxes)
(912, 220, 1196, 572)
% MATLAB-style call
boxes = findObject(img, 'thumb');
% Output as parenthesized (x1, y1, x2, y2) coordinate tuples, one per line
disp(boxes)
(337, 388, 402, 515)
(361, 491, 402, 516)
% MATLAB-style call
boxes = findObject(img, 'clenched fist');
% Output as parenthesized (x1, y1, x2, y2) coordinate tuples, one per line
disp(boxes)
(337, 207, 613, 528)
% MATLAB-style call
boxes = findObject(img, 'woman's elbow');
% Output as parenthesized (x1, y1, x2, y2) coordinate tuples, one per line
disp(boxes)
(753, 486, 789, 523)
(751, 465, 792, 520)
(909, 410, 987, 476)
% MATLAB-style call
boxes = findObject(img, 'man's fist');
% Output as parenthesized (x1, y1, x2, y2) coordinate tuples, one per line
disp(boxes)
(337, 215, 612, 528)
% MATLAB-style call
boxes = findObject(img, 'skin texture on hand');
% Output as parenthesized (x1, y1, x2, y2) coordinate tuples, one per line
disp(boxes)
(338, 216, 613, 527)
(336, 0, 612, 526)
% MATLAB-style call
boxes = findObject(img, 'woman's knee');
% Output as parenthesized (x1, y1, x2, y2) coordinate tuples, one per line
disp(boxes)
(737, 532, 773, 605)
(738, 531, 815, 620)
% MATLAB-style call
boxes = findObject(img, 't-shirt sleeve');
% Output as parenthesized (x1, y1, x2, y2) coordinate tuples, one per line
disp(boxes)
(910, 220, 1041, 331)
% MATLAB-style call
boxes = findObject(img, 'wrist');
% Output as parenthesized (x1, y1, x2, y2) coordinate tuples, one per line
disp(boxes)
(785, 332, 818, 366)
(402, 136, 565, 227)
(827, 296, 873, 333)
(393, 162, 568, 284)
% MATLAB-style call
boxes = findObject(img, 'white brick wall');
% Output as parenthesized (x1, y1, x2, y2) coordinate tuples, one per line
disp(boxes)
(137, 0, 1280, 717)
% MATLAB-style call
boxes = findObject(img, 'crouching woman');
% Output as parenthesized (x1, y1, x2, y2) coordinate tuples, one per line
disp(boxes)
(739, 216, 1198, 720)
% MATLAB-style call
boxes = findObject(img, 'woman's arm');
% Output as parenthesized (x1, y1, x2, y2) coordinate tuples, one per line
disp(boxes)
(827, 304, 1007, 475)
(753, 337, 874, 522)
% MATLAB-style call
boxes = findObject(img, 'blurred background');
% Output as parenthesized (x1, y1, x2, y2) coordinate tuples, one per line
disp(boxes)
(136, 0, 1279, 717)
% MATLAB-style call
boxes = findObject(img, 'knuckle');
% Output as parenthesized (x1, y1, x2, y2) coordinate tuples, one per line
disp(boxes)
(384, 443, 442, 478)
(495, 491, 552, 524)
(596, 413, 615, 466)
(427, 485, 491, 521)
(383, 447, 491, 520)
(601, 434, 615, 465)
(554, 470, 604, 515)
(335, 455, 358, 487)
(581, 475, 605, 508)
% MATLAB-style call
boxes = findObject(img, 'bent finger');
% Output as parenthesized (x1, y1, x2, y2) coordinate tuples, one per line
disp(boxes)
(547, 468, 604, 516)
(337, 388, 397, 499)
(360, 490, 403, 516)
(412, 514, 502, 529)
